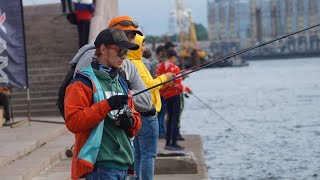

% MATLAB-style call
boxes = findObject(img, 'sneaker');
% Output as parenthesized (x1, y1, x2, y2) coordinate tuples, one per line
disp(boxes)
(172, 144, 185, 150)
(177, 135, 185, 141)
(3, 120, 11, 126)
(164, 145, 176, 151)
(164, 144, 185, 151)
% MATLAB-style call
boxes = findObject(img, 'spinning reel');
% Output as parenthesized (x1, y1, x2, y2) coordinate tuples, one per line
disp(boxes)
(115, 105, 134, 130)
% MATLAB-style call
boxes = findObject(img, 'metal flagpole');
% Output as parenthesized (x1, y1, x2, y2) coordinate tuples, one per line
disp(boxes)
(10, 0, 64, 128)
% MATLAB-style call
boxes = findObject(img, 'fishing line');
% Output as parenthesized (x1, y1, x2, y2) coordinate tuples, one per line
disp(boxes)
(191, 93, 269, 154)
(191, 93, 292, 177)
(132, 24, 320, 96)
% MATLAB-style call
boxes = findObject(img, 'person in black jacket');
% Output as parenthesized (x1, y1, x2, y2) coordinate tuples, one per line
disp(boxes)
(61, 0, 73, 14)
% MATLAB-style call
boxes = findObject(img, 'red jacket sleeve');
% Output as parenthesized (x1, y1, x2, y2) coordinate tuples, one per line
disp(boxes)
(127, 91, 142, 137)
(64, 81, 112, 134)
(157, 62, 186, 93)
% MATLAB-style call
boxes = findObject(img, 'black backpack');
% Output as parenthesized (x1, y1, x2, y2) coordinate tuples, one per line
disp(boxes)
(57, 64, 76, 119)
(66, 12, 77, 25)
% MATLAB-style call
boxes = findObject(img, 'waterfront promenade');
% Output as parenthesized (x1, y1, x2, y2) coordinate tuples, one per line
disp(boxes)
(0, 117, 207, 180)
(0, 3, 207, 179)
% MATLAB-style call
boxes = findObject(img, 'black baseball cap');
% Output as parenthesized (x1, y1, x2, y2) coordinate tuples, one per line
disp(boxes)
(164, 41, 177, 50)
(94, 27, 139, 50)
(166, 49, 178, 58)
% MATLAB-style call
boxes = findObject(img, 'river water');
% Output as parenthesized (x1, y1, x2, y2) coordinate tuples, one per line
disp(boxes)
(180, 58, 320, 180)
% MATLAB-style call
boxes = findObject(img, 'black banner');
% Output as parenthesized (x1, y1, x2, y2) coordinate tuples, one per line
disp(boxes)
(0, 0, 27, 88)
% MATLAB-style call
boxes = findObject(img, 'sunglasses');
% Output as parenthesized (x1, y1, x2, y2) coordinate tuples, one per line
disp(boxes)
(108, 46, 129, 58)
(111, 20, 139, 28)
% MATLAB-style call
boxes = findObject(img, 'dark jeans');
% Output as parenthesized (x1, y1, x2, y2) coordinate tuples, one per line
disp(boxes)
(77, 20, 90, 48)
(178, 94, 184, 136)
(158, 96, 166, 136)
(86, 167, 127, 180)
(165, 94, 181, 145)
(0, 93, 11, 121)
(61, 0, 73, 13)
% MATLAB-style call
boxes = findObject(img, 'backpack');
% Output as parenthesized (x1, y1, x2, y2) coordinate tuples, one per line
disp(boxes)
(66, 12, 77, 25)
(57, 64, 76, 119)
(57, 64, 129, 119)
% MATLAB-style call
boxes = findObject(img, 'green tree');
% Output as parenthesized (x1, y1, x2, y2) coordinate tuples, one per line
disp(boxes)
(145, 36, 162, 44)
(194, 23, 208, 41)
(168, 34, 178, 42)
(145, 23, 208, 44)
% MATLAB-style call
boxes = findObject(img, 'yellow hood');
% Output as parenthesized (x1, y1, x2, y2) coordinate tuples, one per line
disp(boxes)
(126, 34, 144, 60)
(126, 34, 168, 112)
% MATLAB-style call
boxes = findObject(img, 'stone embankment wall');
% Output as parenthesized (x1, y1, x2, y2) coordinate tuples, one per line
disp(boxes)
(12, 1, 118, 117)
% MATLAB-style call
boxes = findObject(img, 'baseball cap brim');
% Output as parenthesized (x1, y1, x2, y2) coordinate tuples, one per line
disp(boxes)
(164, 42, 177, 50)
(115, 41, 139, 50)
(111, 22, 143, 36)
(124, 30, 143, 36)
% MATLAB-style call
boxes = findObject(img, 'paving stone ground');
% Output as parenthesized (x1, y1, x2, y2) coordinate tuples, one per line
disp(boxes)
(0, 117, 207, 180)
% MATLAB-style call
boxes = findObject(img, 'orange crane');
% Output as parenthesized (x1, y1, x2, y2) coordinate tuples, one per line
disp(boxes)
(173, 0, 205, 60)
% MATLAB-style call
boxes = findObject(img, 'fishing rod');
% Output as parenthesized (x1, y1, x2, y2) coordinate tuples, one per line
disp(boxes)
(184, 25, 320, 72)
(133, 23, 320, 97)
(178, 57, 215, 75)
(179, 23, 320, 75)
(177, 49, 233, 75)
(178, 51, 237, 75)
(176, 52, 228, 75)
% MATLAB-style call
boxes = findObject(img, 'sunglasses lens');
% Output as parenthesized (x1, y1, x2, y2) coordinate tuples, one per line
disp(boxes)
(118, 49, 128, 57)
(119, 21, 131, 27)
(132, 21, 139, 28)
(117, 20, 139, 28)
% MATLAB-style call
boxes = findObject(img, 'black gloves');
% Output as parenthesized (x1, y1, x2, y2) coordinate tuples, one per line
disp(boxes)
(107, 95, 128, 110)
(115, 105, 134, 130)
(107, 96, 133, 130)
(139, 105, 156, 117)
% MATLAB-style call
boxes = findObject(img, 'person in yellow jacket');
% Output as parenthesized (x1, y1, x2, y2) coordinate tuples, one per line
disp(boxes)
(127, 34, 174, 180)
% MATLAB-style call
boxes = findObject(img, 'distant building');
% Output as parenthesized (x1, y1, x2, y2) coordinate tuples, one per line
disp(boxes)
(207, 0, 320, 58)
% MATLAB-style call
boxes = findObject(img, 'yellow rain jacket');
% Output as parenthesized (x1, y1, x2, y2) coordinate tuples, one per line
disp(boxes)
(126, 34, 168, 112)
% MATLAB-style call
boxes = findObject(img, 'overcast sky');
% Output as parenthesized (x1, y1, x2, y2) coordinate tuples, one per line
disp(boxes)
(23, 0, 208, 36)
(119, 0, 208, 36)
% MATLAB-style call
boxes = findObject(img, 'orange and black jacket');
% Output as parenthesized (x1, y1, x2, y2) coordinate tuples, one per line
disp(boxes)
(64, 65, 141, 179)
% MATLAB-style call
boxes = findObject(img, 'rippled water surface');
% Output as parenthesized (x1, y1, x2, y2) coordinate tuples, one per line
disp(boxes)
(180, 58, 320, 180)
